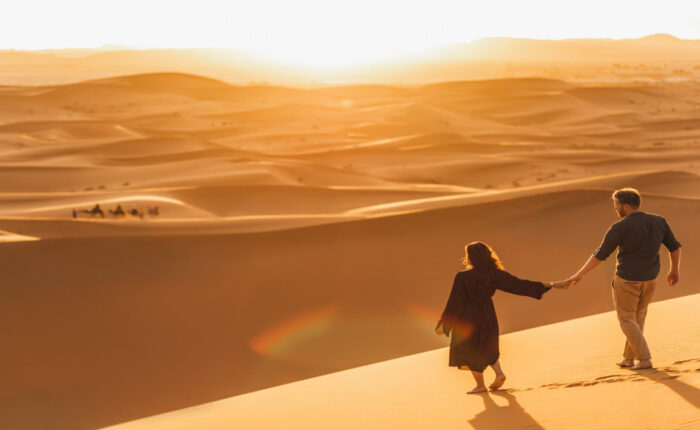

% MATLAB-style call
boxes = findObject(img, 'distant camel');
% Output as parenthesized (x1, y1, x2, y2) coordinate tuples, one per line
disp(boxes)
(109, 205, 126, 217)
(129, 206, 143, 218)
(81, 204, 105, 218)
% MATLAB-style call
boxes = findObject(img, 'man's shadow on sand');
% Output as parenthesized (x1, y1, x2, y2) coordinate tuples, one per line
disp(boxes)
(635, 368, 700, 409)
(467, 391, 544, 430)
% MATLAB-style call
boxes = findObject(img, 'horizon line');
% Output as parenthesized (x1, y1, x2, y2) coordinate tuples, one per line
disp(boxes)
(2, 32, 697, 52)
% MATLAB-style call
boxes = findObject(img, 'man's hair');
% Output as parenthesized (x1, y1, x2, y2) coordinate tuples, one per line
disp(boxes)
(613, 188, 641, 208)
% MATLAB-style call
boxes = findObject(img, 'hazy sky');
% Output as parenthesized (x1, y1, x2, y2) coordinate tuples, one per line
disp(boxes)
(2, 0, 699, 66)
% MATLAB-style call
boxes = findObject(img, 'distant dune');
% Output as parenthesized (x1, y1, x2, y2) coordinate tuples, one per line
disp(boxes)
(2, 35, 700, 85)
(0, 72, 698, 429)
(431, 34, 700, 62)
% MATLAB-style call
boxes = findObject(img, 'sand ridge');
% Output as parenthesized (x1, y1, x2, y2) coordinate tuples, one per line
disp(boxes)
(104, 293, 700, 430)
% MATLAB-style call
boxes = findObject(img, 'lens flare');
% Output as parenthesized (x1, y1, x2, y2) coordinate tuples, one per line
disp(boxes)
(404, 302, 474, 339)
(249, 305, 339, 356)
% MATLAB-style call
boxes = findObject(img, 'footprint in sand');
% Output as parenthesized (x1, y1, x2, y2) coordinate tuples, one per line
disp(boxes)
(673, 358, 700, 365)
(501, 387, 534, 393)
(533, 360, 700, 391)
(595, 374, 625, 380)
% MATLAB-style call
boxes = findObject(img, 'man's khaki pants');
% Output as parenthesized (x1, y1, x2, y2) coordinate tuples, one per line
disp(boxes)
(612, 276, 656, 361)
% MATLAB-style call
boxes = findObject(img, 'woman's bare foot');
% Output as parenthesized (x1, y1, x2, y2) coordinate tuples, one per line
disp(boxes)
(630, 360, 653, 370)
(488, 360, 506, 391)
(469, 370, 486, 394)
(617, 359, 634, 368)
(489, 374, 506, 391)
(468, 386, 488, 394)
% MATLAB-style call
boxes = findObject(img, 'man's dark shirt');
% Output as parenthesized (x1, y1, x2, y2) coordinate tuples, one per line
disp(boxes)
(594, 211, 681, 281)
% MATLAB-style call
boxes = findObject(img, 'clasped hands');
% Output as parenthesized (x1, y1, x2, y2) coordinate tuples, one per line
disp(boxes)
(553, 272, 585, 290)
(549, 279, 573, 289)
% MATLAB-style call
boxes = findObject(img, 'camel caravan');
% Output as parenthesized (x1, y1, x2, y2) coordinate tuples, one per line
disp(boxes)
(73, 204, 160, 220)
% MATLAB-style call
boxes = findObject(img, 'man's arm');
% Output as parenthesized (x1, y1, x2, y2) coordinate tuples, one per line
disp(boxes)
(661, 217, 681, 286)
(568, 254, 604, 285)
(667, 247, 681, 286)
(570, 222, 621, 286)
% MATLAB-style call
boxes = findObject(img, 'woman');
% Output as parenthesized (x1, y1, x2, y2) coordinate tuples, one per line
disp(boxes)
(435, 241, 569, 394)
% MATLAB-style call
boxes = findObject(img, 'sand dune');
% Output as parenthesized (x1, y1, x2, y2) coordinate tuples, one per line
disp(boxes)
(92, 73, 231, 90)
(1, 186, 697, 429)
(5, 194, 214, 219)
(0, 120, 139, 141)
(1, 72, 699, 429)
(0, 169, 695, 233)
(106, 293, 700, 430)
(36, 73, 230, 103)
(166, 185, 458, 217)
(0, 228, 39, 242)
(421, 78, 575, 95)
(1, 136, 220, 162)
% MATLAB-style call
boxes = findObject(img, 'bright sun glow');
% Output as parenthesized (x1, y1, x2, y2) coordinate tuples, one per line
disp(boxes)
(239, 41, 437, 69)
(1, 0, 699, 68)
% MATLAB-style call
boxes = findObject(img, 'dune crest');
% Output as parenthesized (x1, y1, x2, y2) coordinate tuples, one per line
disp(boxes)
(0, 229, 39, 242)
(106, 294, 700, 430)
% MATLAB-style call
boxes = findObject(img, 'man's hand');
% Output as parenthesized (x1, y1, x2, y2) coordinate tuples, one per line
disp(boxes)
(668, 248, 681, 286)
(667, 270, 680, 286)
(567, 273, 584, 286)
(567, 255, 603, 287)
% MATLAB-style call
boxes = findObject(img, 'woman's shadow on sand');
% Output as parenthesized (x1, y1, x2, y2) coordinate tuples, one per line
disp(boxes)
(467, 391, 544, 430)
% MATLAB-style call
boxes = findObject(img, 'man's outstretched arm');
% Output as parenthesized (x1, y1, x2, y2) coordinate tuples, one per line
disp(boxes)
(572, 222, 621, 286)
(568, 254, 604, 285)
(667, 247, 681, 286)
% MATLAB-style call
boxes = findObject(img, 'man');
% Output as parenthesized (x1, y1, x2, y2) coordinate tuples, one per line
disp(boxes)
(568, 188, 681, 370)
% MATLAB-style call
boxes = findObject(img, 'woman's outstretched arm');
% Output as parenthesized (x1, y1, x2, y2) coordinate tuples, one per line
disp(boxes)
(495, 270, 551, 299)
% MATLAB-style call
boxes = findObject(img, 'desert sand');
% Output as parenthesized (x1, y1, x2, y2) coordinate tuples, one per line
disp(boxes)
(1, 68, 699, 429)
(105, 293, 700, 430)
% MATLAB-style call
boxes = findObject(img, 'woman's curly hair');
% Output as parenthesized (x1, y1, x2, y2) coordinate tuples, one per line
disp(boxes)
(462, 241, 504, 287)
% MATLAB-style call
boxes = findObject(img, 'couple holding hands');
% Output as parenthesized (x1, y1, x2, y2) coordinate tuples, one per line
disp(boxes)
(435, 188, 682, 394)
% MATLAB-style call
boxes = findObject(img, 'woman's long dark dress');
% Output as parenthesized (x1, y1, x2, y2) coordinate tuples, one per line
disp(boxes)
(440, 269, 550, 372)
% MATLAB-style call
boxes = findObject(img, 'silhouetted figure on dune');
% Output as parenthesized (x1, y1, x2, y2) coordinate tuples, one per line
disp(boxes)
(436, 241, 570, 394)
(129, 205, 144, 219)
(567, 187, 682, 370)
